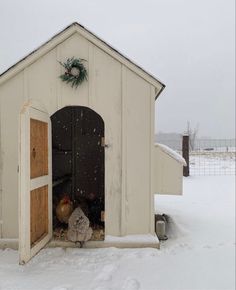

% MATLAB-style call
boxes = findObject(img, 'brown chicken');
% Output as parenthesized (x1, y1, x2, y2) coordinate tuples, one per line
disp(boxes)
(56, 195, 73, 224)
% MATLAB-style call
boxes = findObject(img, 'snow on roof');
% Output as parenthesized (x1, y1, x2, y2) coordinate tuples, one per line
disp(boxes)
(156, 143, 187, 166)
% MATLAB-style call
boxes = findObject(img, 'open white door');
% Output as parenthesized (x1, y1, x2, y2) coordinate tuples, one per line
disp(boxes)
(19, 101, 52, 264)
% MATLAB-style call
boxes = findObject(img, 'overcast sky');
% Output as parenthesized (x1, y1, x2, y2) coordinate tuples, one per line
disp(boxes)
(0, 0, 235, 138)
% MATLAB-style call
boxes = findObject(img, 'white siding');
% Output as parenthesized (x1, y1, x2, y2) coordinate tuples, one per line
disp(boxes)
(91, 46, 122, 236)
(0, 72, 25, 238)
(0, 30, 157, 239)
(124, 68, 152, 234)
(154, 145, 183, 195)
(26, 48, 58, 114)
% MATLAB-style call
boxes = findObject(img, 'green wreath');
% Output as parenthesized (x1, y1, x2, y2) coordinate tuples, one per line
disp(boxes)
(59, 57, 88, 88)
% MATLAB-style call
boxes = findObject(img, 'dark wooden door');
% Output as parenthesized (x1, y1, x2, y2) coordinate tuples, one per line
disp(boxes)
(51, 106, 104, 205)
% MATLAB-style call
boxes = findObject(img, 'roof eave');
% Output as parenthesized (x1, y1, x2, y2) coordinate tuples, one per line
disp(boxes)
(155, 83, 166, 100)
(0, 23, 77, 85)
(0, 22, 165, 91)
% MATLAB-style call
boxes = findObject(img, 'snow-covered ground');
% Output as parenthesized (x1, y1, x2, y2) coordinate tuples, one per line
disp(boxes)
(0, 176, 235, 290)
(190, 153, 235, 175)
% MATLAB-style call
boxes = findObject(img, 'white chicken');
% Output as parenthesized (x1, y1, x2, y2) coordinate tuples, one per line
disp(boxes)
(67, 207, 93, 245)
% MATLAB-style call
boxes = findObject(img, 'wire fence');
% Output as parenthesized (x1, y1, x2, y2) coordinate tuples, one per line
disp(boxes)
(190, 139, 235, 175)
(157, 138, 236, 176)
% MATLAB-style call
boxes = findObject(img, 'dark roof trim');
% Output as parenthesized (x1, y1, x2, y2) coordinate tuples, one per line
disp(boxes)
(0, 22, 165, 92)
(155, 83, 166, 100)
(0, 23, 75, 79)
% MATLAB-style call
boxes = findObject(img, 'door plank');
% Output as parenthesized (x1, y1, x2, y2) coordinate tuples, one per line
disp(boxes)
(30, 119, 48, 178)
(30, 185, 48, 246)
(19, 102, 52, 264)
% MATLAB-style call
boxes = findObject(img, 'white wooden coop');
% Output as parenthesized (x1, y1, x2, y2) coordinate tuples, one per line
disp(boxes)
(0, 22, 185, 263)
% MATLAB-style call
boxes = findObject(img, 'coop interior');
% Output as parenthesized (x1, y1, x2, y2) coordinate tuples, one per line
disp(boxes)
(51, 106, 105, 242)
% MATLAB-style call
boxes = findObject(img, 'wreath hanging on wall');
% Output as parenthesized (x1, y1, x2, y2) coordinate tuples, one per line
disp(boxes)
(59, 57, 88, 88)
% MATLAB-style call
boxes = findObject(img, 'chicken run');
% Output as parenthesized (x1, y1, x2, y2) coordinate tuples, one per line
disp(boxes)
(52, 106, 105, 245)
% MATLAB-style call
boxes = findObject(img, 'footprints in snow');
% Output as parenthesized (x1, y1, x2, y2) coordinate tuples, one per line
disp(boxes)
(51, 286, 73, 290)
(95, 264, 117, 282)
(94, 264, 140, 290)
(121, 278, 140, 290)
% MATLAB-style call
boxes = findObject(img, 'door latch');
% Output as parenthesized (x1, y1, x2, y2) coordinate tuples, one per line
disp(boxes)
(101, 137, 109, 148)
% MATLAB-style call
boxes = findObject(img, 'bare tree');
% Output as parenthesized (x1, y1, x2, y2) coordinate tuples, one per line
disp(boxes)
(186, 121, 199, 150)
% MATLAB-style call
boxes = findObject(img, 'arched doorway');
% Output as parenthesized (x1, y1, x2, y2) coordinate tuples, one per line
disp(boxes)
(51, 106, 105, 241)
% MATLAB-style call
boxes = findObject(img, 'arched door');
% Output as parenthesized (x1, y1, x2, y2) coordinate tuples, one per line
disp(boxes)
(51, 106, 105, 229)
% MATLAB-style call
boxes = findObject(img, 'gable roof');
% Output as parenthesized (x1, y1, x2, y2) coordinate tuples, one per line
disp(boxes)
(0, 22, 165, 98)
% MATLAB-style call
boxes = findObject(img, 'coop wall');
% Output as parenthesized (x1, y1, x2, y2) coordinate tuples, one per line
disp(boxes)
(154, 145, 183, 195)
(0, 72, 25, 238)
(0, 32, 156, 240)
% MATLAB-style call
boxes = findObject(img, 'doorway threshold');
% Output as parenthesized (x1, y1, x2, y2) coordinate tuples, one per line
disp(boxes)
(48, 234, 160, 249)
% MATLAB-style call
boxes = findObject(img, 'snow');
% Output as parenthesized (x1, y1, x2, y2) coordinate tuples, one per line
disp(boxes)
(190, 153, 235, 175)
(0, 176, 235, 290)
(156, 143, 187, 166)
(105, 234, 159, 244)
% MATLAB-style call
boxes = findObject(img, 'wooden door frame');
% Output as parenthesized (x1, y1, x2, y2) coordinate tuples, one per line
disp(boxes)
(19, 100, 52, 264)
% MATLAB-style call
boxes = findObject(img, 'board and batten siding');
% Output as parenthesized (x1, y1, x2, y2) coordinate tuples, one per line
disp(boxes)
(0, 31, 156, 239)
(154, 145, 184, 195)
(123, 69, 155, 235)
(0, 72, 25, 238)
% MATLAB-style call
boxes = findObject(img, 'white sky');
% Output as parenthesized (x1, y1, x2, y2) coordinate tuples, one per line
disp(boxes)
(0, 0, 235, 138)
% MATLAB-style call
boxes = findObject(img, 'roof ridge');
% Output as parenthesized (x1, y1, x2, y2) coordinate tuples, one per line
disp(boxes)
(0, 21, 165, 97)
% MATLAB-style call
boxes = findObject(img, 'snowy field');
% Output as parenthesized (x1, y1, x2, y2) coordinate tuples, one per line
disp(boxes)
(0, 175, 235, 290)
(190, 152, 235, 175)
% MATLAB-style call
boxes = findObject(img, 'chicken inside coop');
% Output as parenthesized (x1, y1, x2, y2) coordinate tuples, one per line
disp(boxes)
(51, 106, 105, 243)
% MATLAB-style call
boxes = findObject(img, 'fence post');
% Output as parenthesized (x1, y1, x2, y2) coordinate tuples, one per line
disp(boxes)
(182, 135, 190, 177)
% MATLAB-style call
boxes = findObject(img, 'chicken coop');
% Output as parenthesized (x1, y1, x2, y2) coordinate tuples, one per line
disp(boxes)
(0, 22, 185, 264)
